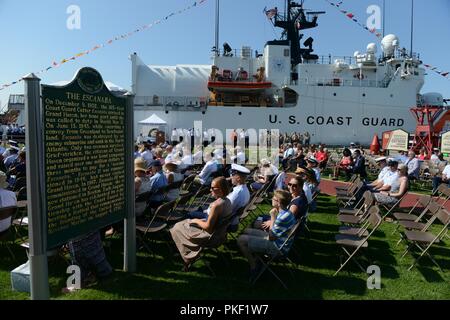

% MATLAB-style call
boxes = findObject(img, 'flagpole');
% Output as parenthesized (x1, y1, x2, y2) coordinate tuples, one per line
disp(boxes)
(382, 0, 385, 38)
(215, 0, 220, 56)
(410, 0, 414, 56)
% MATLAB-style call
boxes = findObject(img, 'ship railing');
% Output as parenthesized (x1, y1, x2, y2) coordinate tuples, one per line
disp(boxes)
(134, 95, 207, 108)
(291, 78, 389, 88)
(303, 55, 355, 65)
(212, 48, 262, 59)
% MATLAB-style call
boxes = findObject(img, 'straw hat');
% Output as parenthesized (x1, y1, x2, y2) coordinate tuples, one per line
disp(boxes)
(134, 159, 147, 173)
(0, 171, 8, 189)
(295, 167, 315, 181)
(163, 161, 178, 172)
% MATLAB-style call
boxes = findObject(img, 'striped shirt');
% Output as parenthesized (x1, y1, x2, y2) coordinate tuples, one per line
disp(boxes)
(271, 209, 297, 254)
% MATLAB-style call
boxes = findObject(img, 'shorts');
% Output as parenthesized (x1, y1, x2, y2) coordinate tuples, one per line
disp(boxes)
(245, 229, 279, 257)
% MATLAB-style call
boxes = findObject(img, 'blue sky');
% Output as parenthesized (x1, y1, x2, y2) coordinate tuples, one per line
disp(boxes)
(1, 0, 449, 110)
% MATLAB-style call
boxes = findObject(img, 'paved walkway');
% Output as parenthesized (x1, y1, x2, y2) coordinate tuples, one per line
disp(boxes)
(319, 178, 450, 210)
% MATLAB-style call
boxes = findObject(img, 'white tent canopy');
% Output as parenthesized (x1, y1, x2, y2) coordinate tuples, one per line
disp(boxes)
(138, 114, 167, 125)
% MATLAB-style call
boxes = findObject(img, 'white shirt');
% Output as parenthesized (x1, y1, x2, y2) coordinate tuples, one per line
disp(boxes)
(140, 149, 153, 167)
(284, 148, 294, 158)
(198, 160, 218, 184)
(227, 184, 251, 226)
(442, 165, 450, 178)
(383, 170, 399, 187)
(0, 188, 17, 233)
(303, 184, 313, 204)
(203, 131, 209, 140)
(236, 151, 246, 164)
(430, 154, 439, 164)
(313, 167, 321, 184)
(239, 130, 245, 139)
(275, 172, 286, 190)
(171, 129, 178, 141)
(377, 166, 390, 181)
(270, 164, 279, 175)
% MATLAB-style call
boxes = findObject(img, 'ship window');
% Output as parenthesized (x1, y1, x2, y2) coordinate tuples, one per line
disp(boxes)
(238, 112, 242, 115)
(202, 111, 205, 115)
(390, 94, 394, 98)
(165, 111, 169, 114)
(284, 49, 290, 57)
(333, 93, 336, 96)
(362, 93, 366, 97)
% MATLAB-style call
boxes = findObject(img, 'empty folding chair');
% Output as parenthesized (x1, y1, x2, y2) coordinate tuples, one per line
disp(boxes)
(136, 204, 168, 254)
(400, 209, 450, 271)
(393, 195, 431, 222)
(338, 192, 374, 225)
(335, 175, 359, 192)
(334, 206, 382, 276)
(338, 190, 373, 216)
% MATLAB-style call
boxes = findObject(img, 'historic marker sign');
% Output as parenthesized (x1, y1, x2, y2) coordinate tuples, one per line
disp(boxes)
(441, 131, 450, 154)
(383, 129, 409, 151)
(42, 68, 127, 249)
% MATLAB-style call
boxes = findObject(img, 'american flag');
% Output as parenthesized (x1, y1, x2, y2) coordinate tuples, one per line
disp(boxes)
(264, 7, 278, 19)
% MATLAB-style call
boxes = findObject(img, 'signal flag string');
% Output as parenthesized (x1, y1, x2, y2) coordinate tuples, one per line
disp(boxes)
(0, 0, 208, 92)
(323, 0, 450, 81)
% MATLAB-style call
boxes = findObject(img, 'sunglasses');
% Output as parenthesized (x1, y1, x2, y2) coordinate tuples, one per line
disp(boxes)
(288, 183, 299, 187)
(210, 186, 220, 191)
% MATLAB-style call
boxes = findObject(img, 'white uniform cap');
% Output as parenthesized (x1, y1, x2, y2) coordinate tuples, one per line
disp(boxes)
(231, 164, 250, 175)
(375, 156, 387, 162)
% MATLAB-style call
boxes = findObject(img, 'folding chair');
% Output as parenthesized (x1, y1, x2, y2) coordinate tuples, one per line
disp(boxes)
(392, 195, 431, 222)
(335, 175, 359, 192)
(394, 200, 443, 244)
(179, 174, 197, 195)
(338, 192, 374, 225)
(135, 204, 168, 255)
(400, 208, 450, 271)
(432, 183, 450, 208)
(334, 206, 382, 276)
(336, 181, 365, 208)
(0, 206, 18, 260)
(251, 220, 301, 289)
(338, 190, 374, 217)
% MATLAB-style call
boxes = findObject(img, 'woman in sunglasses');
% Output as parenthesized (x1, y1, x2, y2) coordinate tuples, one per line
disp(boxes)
(170, 177, 233, 271)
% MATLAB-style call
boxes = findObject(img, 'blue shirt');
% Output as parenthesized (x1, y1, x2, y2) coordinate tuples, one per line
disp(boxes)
(148, 171, 168, 202)
(270, 209, 297, 254)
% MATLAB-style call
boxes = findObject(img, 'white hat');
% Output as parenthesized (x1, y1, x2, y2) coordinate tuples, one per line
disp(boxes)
(306, 156, 318, 165)
(10, 146, 20, 152)
(375, 156, 387, 162)
(260, 158, 271, 166)
(231, 164, 250, 175)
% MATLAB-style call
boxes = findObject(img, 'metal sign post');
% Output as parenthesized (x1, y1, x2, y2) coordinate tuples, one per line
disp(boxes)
(24, 73, 50, 300)
(124, 92, 136, 272)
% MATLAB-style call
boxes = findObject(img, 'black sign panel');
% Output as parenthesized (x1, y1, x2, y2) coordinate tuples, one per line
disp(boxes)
(42, 67, 127, 249)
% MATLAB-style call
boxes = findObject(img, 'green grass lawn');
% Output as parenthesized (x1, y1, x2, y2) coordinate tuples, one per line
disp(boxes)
(1, 195, 449, 300)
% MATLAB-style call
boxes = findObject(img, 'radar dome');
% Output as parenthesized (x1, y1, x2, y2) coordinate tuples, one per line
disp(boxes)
(381, 34, 399, 56)
(367, 43, 377, 54)
(353, 51, 360, 57)
(422, 93, 444, 107)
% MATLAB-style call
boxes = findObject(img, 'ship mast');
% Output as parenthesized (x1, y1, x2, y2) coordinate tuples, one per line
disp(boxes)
(273, 0, 324, 66)
(214, 0, 220, 56)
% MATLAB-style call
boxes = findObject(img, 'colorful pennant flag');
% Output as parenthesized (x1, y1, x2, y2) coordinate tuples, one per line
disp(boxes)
(323, 0, 450, 82)
(0, 0, 208, 91)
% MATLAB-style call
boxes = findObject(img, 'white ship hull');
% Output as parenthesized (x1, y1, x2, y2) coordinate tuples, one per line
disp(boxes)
(134, 96, 416, 146)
